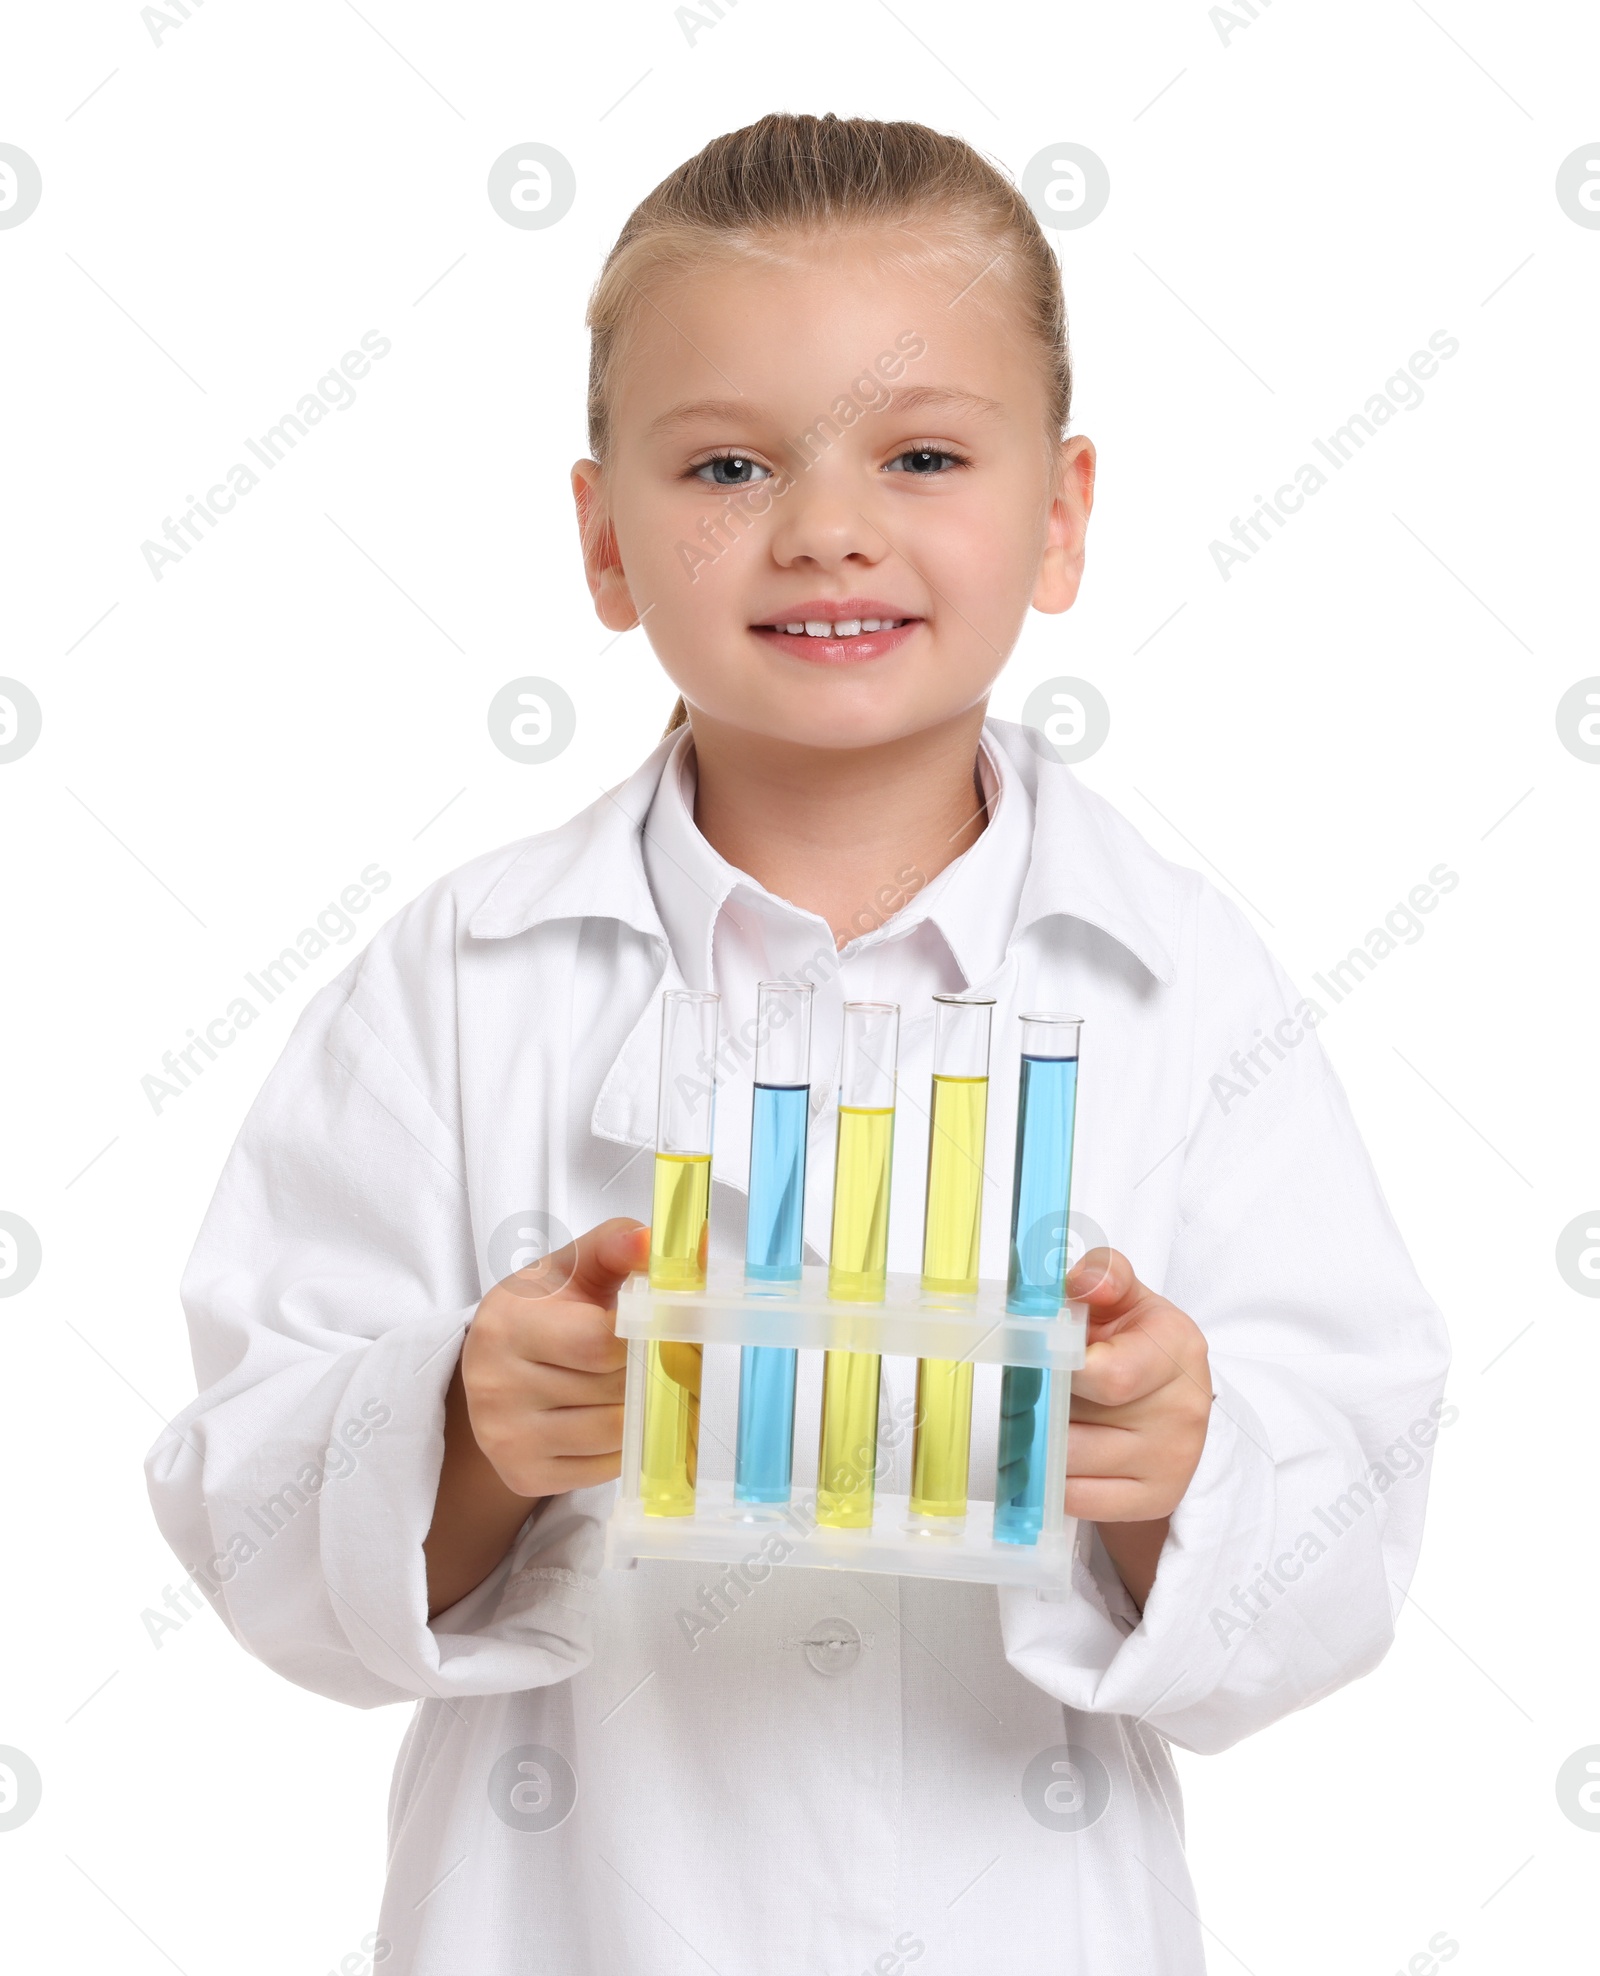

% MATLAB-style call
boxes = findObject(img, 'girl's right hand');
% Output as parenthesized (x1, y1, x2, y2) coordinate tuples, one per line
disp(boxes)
(460, 1217, 649, 1498)
(425, 1218, 648, 1616)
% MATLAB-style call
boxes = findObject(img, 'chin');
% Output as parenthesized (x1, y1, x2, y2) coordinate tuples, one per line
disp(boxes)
(672, 665, 983, 749)
(745, 706, 963, 752)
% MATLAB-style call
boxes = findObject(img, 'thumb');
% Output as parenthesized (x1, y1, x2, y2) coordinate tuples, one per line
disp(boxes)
(506, 1218, 648, 1309)
(1065, 1247, 1147, 1331)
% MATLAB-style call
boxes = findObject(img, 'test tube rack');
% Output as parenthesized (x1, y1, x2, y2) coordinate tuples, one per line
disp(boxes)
(604, 1265, 1088, 1590)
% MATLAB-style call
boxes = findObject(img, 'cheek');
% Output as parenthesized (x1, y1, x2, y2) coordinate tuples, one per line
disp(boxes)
(615, 480, 745, 608)
(644, 531, 754, 665)
(912, 474, 1050, 594)
(916, 520, 1041, 665)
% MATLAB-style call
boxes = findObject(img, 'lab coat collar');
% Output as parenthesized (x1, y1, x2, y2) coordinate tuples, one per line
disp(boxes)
(466, 734, 679, 947)
(987, 718, 1179, 987)
(464, 717, 1179, 989)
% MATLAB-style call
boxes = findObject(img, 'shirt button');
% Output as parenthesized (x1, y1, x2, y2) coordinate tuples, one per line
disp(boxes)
(802, 1616, 862, 1676)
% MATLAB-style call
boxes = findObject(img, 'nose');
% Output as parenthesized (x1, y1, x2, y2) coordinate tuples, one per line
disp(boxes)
(765, 455, 887, 579)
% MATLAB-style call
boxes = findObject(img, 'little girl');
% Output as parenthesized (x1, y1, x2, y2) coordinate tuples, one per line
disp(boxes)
(147, 114, 1450, 1974)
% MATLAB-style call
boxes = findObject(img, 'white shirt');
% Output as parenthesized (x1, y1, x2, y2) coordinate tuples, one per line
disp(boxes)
(145, 719, 1451, 1976)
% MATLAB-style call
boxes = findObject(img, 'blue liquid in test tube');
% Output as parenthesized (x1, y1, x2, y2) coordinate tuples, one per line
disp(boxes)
(735, 983, 813, 1504)
(995, 1016, 1082, 1545)
(745, 1083, 808, 1285)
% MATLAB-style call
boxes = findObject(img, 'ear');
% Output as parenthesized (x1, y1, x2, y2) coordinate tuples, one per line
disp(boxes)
(571, 460, 642, 633)
(1032, 435, 1096, 616)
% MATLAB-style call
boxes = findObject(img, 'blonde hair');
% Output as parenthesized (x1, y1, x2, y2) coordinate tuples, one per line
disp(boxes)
(583, 112, 1073, 736)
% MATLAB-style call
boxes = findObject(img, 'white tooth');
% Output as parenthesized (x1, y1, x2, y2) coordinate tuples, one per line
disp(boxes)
(785, 622, 804, 635)
(805, 620, 831, 637)
(835, 619, 861, 637)
(860, 618, 881, 632)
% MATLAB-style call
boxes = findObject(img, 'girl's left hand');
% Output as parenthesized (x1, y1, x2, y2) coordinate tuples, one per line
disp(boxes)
(1064, 1247, 1213, 1606)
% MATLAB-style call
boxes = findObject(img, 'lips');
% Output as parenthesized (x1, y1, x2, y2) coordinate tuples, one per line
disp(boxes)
(751, 598, 923, 665)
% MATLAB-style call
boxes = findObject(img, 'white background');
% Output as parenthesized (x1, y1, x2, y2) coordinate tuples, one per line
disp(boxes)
(2, 2, 1597, 1970)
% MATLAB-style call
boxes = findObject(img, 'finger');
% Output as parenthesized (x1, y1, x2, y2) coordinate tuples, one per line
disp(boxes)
(539, 1450, 625, 1490)
(654, 1340, 703, 1396)
(1064, 1420, 1144, 1478)
(528, 1402, 625, 1459)
(533, 1299, 632, 1374)
(1065, 1247, 1148, 1326)
(503, 1218, 649, 1308)
(1068, 1414, 1209, 1524)
(996, 1417, 1038, 1479)
(1070, 1389, 1172, 1429)
(996, 1366, 1047, 1488)
(999, 1367, 1045, 1421)
(555, 1218, 650, 1307)
(479, 1295, 629, 1376)
(1063, 1476, 1160, 1523)
(1071, 1321, 1182, 1409)
(524, 1360, 628, 1410)
(1075, 1300, 1208, 1407)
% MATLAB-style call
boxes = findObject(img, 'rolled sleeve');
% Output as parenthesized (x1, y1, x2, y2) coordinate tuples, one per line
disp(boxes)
(1002, 889, 1452, 1752)
(144, 919, 603, 1709)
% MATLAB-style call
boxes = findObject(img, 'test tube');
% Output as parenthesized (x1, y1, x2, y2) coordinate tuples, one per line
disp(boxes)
(994, 1014, 1082, 1545)
(641, 990, 719, 1517)
(816, 1001, 899, 1528)
(734, 982, 813, 1504)
(909, 995, 994, 1526)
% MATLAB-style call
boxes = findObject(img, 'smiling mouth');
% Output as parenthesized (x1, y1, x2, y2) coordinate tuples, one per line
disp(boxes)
(754, 615, 916, 638)
(748, 615, 922, 665)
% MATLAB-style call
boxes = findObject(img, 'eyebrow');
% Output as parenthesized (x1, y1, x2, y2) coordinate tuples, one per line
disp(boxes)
(887, 385, 1004, 420)
(645, 383, 1005, 438)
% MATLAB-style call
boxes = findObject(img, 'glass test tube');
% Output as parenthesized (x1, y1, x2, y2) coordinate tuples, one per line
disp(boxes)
(816, 1001, 899, 1529)
(994, 1015, 1083, 1545)
(734, 982, 813, 1505)
(909, 996, 995, 1526)
(641, 990, 719, 1517)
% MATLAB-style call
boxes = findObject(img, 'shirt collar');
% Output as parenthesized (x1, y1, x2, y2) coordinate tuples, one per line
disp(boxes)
(641, 730, 782, 993)
(465, 717, 1178, 987)
(866, 735, 1030, 988)
(637, 729, 1033, 996)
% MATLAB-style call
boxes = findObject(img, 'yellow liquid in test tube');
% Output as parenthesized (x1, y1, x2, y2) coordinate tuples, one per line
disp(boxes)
(818, 1105, 894, 1527)
(816, 1351, 883, 1528)
(910, 1072, 989, 1519)
(919, 1075, 987, 1296)
(649, 1151, 711, 1291)
(826, 1106, 894, 1302)
(642, 1152, 711, 1516)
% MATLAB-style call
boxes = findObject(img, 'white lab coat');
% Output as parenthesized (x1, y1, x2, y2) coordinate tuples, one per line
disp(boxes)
(145, 719, 1451, 1975)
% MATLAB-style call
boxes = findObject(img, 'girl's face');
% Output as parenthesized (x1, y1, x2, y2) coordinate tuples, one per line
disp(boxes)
(573, 228, 1095, 752)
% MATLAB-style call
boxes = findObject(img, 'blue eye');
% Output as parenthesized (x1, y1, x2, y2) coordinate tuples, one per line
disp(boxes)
(886, 447, 963, 475)
(693, 454, 771, 485)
